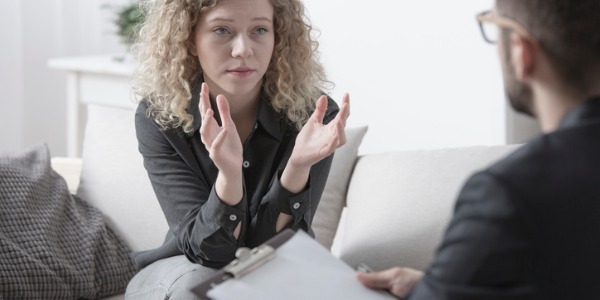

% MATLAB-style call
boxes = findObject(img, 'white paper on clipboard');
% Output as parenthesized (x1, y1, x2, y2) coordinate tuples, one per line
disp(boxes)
(207, 230, 397, 300)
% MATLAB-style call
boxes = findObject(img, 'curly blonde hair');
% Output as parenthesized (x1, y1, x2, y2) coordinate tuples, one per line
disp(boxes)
(133, 0, 329, 133)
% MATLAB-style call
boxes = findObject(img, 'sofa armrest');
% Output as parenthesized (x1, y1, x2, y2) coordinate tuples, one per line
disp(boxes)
(51, 157, 82, 194)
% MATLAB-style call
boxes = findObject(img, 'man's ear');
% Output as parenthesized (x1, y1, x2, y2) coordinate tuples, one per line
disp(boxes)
(509, 32, 536, 80)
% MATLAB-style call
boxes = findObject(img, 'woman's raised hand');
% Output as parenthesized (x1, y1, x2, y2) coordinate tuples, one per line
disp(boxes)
(277, 93, 350, 228)
(288, 93, 351, 169)
(198, 83, 244, 203)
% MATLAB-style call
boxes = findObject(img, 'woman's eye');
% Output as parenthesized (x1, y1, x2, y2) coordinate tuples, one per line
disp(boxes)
(213, 27, 230, 35)
(255, 28, 268, 35)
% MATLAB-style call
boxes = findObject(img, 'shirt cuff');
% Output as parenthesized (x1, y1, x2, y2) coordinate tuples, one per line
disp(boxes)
(269, 170, 311, 218)
(202, 186, 247, 232)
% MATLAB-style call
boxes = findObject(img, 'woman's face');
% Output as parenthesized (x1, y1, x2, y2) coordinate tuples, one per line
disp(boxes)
(191, 0, 275, 100)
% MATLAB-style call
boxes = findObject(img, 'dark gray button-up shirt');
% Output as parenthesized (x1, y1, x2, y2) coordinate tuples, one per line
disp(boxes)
(132, 83, 339, 269)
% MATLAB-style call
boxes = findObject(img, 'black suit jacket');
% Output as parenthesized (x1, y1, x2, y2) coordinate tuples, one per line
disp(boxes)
(410, 97, 600, 300)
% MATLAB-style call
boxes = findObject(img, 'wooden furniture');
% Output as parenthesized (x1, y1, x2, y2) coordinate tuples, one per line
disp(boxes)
(48, 55, 136, 157)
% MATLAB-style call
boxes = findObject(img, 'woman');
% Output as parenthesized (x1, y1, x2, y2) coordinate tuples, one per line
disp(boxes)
(126, 0, 350, 298)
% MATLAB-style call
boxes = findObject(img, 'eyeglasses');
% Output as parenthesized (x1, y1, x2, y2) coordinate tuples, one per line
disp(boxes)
(476, 10, 533, 44)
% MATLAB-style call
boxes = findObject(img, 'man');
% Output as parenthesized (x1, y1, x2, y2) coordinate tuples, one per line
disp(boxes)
(358, 0, 600, 299)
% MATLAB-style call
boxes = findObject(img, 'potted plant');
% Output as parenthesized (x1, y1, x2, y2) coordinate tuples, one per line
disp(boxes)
(114, 2, 144, 47)
(104, 1, 145, 61)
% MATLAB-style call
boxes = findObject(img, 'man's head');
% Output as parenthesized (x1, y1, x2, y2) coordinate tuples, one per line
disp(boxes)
(482, 0, 600, 117)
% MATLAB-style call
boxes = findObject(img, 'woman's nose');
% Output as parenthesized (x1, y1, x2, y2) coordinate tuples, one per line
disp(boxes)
(231, 35, 253, 58)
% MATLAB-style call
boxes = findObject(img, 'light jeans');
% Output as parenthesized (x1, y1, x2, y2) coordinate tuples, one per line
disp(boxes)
(125, 255, 217, 300)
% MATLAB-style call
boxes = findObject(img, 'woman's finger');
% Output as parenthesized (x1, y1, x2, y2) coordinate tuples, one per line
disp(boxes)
(210, 126, 228, 153)
(200, 109, 215, 148)
(336, 120, 347, 146)
(337, 93, 351, 127)
(199, 82, 211, 117)
(310, 95, 328, 123)
(216, 95, 233, 129)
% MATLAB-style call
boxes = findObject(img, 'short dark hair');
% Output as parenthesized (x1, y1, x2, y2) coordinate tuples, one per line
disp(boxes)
(497, 0, 600, 91)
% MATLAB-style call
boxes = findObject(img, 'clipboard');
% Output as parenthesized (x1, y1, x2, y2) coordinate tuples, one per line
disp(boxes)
(191, 229, 295, 299)
(191, 229, 397, 300)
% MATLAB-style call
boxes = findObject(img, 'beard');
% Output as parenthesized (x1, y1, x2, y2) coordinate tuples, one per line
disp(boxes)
(503, 67, 535, 117)
(501, 34, 535, 117)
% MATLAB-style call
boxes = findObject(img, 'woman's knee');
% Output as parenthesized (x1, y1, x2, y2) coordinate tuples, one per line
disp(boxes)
(125, 255, 216, 300)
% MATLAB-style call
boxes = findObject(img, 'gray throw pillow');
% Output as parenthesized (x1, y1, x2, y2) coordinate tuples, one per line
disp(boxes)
(0, 144, 136, 299)
(312, 126, 368, 249)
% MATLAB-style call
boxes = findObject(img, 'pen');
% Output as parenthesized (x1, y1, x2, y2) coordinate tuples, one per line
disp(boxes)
(357, 262, 375, 273)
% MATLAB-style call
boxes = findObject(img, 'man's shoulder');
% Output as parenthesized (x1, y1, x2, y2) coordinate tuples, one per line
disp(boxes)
(486, 121, 600, 190)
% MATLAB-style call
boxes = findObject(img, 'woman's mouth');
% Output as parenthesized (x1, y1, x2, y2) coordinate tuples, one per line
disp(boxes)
(227, 67, 254, 77)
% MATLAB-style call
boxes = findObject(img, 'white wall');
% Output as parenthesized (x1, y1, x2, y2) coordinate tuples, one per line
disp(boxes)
(0, 0, 129, 156)
(0, 1, 24, 152)
(1, 0, 538, 156)
(303, 0, 537, 154)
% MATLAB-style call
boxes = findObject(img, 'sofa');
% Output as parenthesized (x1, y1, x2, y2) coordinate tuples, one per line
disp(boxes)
(50, 103, 519, 299)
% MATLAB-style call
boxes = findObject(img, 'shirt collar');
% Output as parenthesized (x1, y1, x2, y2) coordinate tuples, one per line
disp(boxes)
(558, 96, 600, 130)
(255, 92, 285, 141)
(189, 79, 284, 141)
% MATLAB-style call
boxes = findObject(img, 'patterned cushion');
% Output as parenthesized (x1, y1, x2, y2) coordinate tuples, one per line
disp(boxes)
(0, 144, 136, 299)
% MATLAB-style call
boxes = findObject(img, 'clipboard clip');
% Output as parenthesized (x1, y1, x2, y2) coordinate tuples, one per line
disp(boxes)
(224, 244, 276, 279)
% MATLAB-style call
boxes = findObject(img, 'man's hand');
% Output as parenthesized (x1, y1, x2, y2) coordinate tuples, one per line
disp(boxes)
(357, 267, 424, 298)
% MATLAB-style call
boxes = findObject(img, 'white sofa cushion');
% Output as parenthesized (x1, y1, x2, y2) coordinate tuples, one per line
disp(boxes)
(312, 126, 368, 249)
(334, 145, 520, 271)
(76, 104, 169, 252)
(50, 157, 82, 194)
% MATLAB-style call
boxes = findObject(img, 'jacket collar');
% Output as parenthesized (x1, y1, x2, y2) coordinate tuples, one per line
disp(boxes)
(189, 79, 284, 141)
(558, 96, 600, 129)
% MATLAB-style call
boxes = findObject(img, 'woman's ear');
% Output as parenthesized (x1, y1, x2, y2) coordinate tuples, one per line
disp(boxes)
(509, 32, 536, 80)
(188, 40, 198, 57)
(187, 30, 198, 56)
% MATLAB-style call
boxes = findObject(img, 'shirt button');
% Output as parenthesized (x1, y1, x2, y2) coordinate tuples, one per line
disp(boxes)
(243, 161, 250, 168)
(253, 123, 258, 130)
(292, 202, 301, 210)
(229, 214, 237, 221)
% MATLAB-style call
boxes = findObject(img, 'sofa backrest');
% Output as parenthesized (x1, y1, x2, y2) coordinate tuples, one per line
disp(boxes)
(75, 103, 367, 253)
(332, 144, 521, 271)
(75, 103, 522, 273)
(76, 104, 169, 252)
